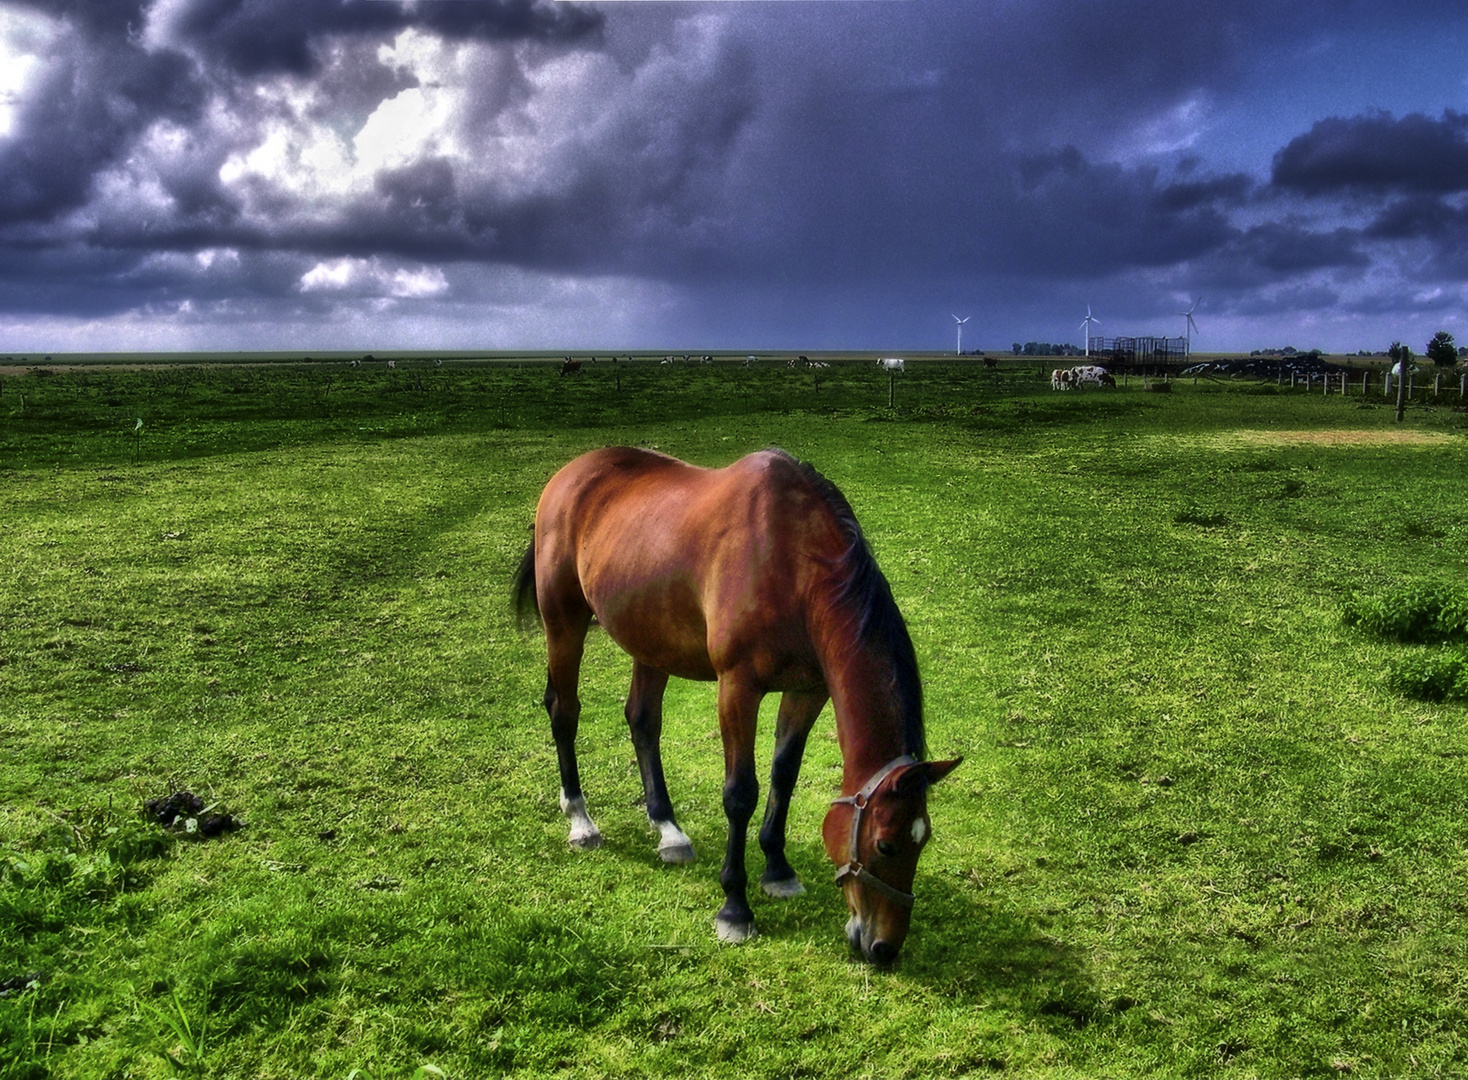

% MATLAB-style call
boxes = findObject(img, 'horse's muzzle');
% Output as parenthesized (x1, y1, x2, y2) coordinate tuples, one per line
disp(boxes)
(846, 913, 903, 966)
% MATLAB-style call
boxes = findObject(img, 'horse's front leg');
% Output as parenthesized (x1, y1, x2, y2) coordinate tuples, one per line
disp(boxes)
(626, 661, 695, 863)
(759, 690, 826, 898)
(714, 675, 762, 943)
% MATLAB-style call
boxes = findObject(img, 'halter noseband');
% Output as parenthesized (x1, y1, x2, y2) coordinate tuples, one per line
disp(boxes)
(831, 754, 918, 909)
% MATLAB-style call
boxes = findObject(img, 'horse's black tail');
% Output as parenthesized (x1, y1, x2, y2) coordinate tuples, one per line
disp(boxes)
(512, 543, 541, 631)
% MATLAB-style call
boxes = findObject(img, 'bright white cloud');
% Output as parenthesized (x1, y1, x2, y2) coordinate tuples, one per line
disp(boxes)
(0, 5, 60, 139)
(299, 256, 448, 298)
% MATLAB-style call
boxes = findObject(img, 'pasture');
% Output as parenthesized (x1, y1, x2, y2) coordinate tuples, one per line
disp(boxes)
(2, 357, 1467, 1079)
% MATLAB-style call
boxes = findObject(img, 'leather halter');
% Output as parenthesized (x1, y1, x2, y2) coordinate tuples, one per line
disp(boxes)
(831, 754, 918, 909)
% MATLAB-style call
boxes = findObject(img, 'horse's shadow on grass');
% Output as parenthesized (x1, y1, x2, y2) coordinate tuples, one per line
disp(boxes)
(550, 808, 1109, 1027)
(750, 843, 1110, 1025)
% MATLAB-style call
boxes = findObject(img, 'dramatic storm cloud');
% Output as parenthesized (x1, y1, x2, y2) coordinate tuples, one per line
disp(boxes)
(1, 0, 1466, 352)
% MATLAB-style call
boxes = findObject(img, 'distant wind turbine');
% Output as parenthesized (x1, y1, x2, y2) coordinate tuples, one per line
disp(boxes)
(1079, 305, 1099, 356)
(1180, 297, 1201, 356)
(952, 314, 970, 356)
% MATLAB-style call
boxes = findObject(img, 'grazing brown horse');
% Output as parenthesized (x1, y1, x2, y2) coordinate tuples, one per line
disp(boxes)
(514, 447, 959, 962)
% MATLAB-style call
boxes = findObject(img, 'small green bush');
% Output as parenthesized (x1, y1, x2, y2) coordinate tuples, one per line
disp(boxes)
(1342, 585, 1468, 644)
(1385, 648, 1468, 702)
(0, 809, 172, 936)
(1174, 506, 1231, 528)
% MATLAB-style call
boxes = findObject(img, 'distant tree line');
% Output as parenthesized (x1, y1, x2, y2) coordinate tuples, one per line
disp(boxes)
(1250, 346, 1326, 362)
(1254, 334, 1465, 365)
(1011, 342, 1085, 357)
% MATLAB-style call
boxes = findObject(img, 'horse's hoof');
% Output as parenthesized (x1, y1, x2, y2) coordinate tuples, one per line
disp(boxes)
(652, 820, 695, 864)
(761, 876, 805, 899)
(568, 829, 602, 851)
(715, 917, 758, 944)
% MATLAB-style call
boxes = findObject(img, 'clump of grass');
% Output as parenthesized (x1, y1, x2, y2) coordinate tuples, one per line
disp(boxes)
(1342, 585, 1468, 644)
(141, 983, 211, 1075)
(1173, 505, 1230, 528)
(1385, 648, 1468, 703)
(1, 807, 171, 914)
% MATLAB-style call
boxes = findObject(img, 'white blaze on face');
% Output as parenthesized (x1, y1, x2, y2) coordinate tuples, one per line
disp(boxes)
(911, 817, 928, 846)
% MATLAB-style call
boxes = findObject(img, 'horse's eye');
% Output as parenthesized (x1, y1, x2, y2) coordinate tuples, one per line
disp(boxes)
(876, 839, 897, 858)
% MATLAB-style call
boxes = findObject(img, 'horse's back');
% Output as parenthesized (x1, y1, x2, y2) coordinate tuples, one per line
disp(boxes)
(534, 448, 834, 685)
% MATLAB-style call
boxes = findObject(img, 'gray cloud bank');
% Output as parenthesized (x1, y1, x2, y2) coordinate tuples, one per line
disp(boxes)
(0, 0, 1464, 351)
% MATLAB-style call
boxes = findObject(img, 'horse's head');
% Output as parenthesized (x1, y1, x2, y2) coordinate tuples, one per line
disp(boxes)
(823, 756, 961, 964)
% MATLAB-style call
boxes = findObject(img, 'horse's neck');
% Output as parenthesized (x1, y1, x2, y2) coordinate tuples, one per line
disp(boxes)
(821, 634, 910, 793)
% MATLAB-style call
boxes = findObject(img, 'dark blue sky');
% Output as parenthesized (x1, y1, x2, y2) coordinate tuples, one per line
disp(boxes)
(2, 0, 1467, 354)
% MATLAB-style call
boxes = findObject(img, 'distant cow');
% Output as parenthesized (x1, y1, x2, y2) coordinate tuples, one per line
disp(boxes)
(1069, 364, 1115, 388)
(877, 357, 905, 373)
(1051, 368, 1073, 390)
(983, 356, 998, 369)
(560, 358, 583, 377)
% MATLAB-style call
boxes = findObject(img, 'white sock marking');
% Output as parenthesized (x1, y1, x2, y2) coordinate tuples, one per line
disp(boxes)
(652, 818, 695, 862)
(560, 789, 601, 848)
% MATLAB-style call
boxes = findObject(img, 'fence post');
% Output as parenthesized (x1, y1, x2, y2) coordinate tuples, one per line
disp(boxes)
(1363, 371, 1369, 396)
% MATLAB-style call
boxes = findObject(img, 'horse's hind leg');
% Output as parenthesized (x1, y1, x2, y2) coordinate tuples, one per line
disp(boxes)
(543, 610, 600, 849)
(714, 674, 763, 943)
(626, 662, 695, 864)
(759, 690, 826, 898)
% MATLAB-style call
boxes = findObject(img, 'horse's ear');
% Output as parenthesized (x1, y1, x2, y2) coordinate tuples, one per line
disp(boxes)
(893, 757, 962, 796)
(921, 757, 961, 786)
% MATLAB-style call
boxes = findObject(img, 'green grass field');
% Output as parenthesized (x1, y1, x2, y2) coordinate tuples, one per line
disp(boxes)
(3, 358, 1467, 1079)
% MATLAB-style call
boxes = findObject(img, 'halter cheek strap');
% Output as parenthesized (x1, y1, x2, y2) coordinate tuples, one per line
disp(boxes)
(831, 754, 917, 909)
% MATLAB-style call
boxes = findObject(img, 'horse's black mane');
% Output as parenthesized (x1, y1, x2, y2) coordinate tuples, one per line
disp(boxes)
(770, 448, 926, 759)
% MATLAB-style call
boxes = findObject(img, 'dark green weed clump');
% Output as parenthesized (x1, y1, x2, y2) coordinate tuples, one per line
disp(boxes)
(1344, 586, 1468, 701)
(0, 807, 174, 1074)
(1384, 648, 1468, 702)
(1173, 504, 1231, 528)
(0, 806, 172, 916)
(1342, 584, 1468, 644)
